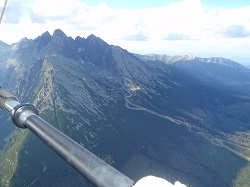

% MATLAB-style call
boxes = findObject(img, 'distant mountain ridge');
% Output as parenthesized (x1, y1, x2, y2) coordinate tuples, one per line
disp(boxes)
(136, 53, 246, 67)
(0, 29, 250, 187)
(136, 53, 250, 93)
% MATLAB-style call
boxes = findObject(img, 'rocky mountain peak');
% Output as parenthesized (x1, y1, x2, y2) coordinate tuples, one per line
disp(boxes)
(14, 37, 33, 50)
(86, 34, 98, 40)
(41, 31, 51, 39)
(45, 29, 74, 57)
(75, 36, 85, 46)
(19, 37, 31, 44)
(0, 40, 9, 48)
(85, 34, 108, 47)
(53, 29, 67, 38)
(34, 31, 52, 49)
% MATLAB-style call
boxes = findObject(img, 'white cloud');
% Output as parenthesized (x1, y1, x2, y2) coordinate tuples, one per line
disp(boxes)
(29, 0, 82, 20)
(0, 0, 249, 64)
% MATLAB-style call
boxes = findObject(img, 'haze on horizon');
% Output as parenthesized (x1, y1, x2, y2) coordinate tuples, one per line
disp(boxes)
(0, 0, 249, 65)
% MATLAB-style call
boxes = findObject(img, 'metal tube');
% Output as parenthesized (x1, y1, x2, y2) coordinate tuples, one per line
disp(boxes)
(4, 99, 19, 112)
(0, 87, 134, 187)
(24, 114, 134, 187)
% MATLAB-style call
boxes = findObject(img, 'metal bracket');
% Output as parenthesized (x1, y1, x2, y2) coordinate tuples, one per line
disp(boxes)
(11, 103, 39, 128)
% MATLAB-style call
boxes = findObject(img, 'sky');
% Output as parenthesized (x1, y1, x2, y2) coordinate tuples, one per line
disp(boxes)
(0, 0, 250, 65)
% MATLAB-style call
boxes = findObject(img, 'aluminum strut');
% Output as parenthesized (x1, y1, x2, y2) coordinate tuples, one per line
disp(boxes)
(0, 87, 134, 187)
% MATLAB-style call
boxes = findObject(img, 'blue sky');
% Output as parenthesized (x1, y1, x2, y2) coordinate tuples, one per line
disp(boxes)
(81, 0, 250, 9)
(0, 0, 250, 65)
(82, 0, 178, 8)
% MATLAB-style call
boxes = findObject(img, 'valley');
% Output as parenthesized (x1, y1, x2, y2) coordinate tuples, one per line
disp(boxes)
(125, 87, 250, 162)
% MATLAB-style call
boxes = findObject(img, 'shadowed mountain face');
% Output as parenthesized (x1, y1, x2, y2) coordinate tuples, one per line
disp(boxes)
(0, 29, 250, 187)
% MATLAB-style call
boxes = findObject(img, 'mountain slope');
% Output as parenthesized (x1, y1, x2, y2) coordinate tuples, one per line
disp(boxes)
(0, 30, 250, 187)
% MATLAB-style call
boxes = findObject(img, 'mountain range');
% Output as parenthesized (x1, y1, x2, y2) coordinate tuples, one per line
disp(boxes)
(0, 29, 250, 187)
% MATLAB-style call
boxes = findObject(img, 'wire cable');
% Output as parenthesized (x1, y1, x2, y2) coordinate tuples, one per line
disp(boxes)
(0, 0, 9, 24)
